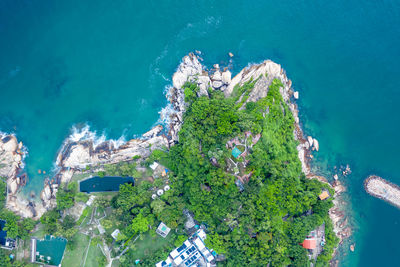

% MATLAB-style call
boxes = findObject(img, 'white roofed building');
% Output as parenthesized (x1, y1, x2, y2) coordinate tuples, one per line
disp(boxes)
(111, 229, 121, 240)
(150, 162, 159, 170)
(156, 222, 171, 238)
(154, 229, 216, 267)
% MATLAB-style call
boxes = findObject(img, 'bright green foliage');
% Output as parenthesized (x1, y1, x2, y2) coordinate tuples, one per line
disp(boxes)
(56, 181, 81, 211)
(104, 162, 141, 177)
(0, 180, 37, 241)
(40, 210, 60, 234)
(129, 213, 149, 234)
(183, 82, 199, 102)
(205, 233, 228, 254)
(174, 235, 187, 247)
(0, 249, 11, 267)
(0, 180, 6, 204)
(0, 209, 19, 238)
(18, 218, 36, 240)
(56, 188, 75, 211)
(165, 81, 338, 266)
(75, 192, 89, 203)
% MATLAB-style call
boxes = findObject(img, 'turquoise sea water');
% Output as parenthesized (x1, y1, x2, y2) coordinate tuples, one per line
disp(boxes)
(1, 0, 400, 265)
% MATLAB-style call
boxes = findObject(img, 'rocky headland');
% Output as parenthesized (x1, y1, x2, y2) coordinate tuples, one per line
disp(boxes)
(0, 53, 351, 257)
(0, 134, 38, 217)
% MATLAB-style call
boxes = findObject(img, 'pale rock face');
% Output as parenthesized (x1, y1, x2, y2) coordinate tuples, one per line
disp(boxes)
(42, 184, 52, 201)
(62, 145, 91, 168)
(14, 154, 22, 163)
(57, 126, 169, 172)
(293, 91, 299, 99)
(225, 60, 282, 97)
(307, 136, 314, 147)
(2, 136, 18, 152)
(197, 76, 211, 97)
(142, 125, 163, 139)
(172, 53, 203, 90)
(212, 70, 222, 81)
(9, 179, 18, 194)
(212, 80, 223, 89)
(221, 70, 232, 84)
(297, 143, 310, 174)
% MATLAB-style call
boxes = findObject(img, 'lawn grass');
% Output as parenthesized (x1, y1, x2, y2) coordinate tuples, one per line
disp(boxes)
(32, 224, 46, 239)
(62, 232, 90, 267)
(111, 259, 121, 267)
(94, 207, 105, 220)
(128, 232, 174, 260)
(84, 240, 106, 267)
(77, 206, 93, 226)
(71, 172, 92, 183)
(91, 191, 118, 197)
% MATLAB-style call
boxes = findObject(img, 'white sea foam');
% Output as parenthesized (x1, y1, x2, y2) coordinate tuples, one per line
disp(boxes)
(66, 124, 127, 149)
(157, 103, 174, 126)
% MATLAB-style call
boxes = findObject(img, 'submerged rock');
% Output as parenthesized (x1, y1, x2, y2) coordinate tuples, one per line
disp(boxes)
(313, 138, 319, 151)
(307, 136, 314, 147)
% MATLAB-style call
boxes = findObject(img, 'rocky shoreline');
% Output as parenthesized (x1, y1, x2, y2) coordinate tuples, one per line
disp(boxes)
(364, 175, 400, 209)
(0, 53, 351, 260)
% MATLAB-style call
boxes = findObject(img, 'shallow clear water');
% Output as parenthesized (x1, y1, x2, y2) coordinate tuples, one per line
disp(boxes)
(1, 0, 400, 265)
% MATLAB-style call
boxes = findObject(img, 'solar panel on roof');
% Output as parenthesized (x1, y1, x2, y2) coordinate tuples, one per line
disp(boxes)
(177, 243, 187, 252)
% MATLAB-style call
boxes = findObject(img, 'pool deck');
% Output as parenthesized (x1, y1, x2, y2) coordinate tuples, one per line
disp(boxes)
(31, 238, 36, 263)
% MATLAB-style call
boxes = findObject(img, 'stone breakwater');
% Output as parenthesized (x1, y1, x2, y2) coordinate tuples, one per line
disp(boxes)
(364, 175, 400, 208)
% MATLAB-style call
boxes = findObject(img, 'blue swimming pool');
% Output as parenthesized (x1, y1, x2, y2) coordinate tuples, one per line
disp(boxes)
(79, 176, 134, 193)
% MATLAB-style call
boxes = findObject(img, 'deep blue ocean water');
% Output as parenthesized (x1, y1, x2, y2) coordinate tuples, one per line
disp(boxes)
(1, 0, 400, 265)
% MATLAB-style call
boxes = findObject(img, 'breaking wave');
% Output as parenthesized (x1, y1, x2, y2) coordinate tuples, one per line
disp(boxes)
(66, 124, 127, 149)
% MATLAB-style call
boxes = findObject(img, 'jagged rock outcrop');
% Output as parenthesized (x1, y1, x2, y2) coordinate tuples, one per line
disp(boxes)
(172, 53, 203, 90)
(0, 135, 22, 179)
(221, 70, 232, 84)
(56, 125, 168, 179)
(0, 135, 42, 218)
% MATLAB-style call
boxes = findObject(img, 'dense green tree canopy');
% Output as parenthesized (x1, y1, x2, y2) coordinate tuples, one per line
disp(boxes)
(164, 81, 338, 266)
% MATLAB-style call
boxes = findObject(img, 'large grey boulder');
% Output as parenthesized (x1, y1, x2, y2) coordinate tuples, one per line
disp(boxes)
(172, 53, 203, 90)
(212, 70, 222, 81)
(212, 80, 223, 89)
(221, 70, 232, 84)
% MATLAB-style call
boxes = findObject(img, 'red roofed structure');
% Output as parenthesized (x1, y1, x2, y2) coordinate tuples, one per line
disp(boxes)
(302, 238, 316, 250)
